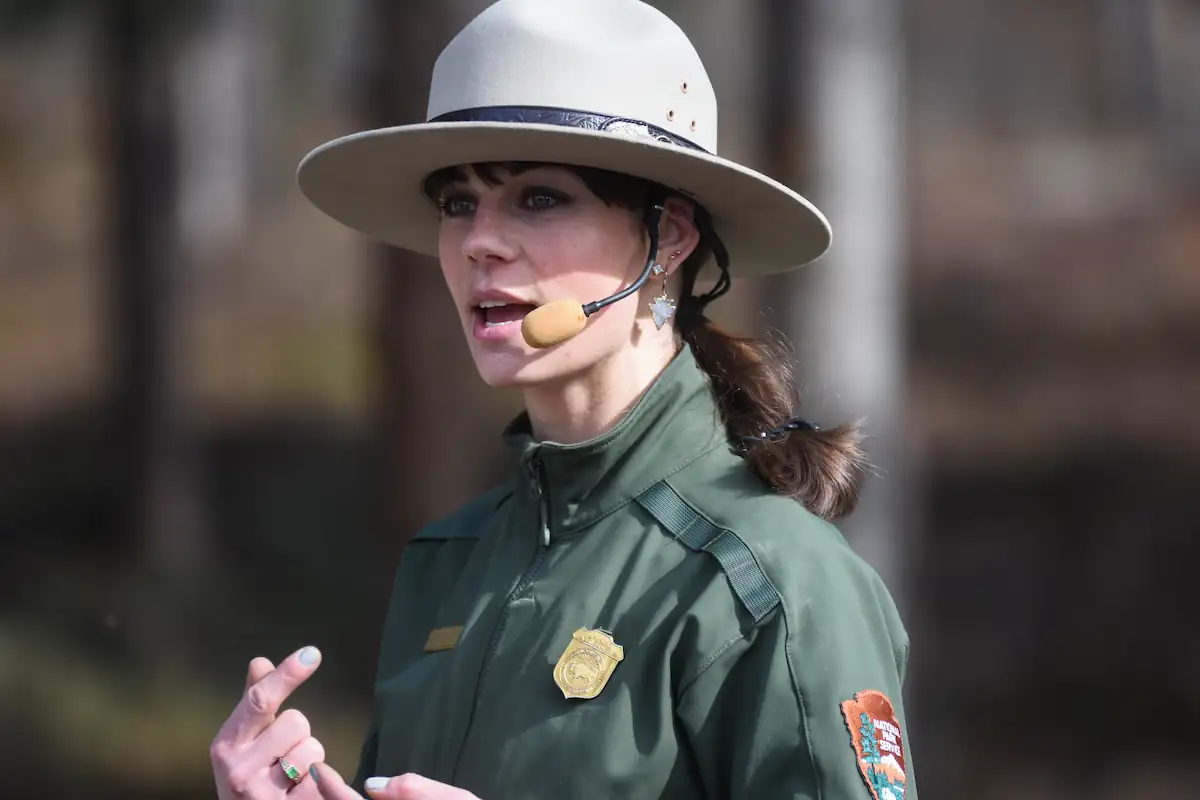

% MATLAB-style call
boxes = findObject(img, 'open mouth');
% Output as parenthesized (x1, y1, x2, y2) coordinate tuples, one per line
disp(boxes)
(475, 300, 538, 328)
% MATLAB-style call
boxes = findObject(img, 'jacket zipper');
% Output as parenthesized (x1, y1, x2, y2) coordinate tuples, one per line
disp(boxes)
(530, 455, 551, 547)
(450, 453, 551, 781)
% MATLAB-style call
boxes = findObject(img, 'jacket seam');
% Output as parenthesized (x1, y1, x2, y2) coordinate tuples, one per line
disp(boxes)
(783, 598, 823, 800)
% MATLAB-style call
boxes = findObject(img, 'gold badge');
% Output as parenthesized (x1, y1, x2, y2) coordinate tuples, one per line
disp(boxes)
(553, 627, 624, 699)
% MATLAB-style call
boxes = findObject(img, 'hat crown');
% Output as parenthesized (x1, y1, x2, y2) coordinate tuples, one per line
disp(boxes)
(427, 0, 718, 152)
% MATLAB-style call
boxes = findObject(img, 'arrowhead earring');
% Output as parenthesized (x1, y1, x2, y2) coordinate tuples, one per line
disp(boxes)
(649, 263, 676, 330)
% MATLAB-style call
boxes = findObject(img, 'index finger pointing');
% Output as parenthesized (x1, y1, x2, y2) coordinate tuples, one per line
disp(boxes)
(223, 645, 322, 744)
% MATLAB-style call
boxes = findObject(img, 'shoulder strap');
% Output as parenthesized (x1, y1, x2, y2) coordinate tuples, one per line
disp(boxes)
(411, 484, 511, 542)
(635, 481, 780, 623)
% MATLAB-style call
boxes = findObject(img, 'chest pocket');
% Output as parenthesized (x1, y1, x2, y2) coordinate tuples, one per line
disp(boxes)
(374, 648, 464, 778)
(372, 487, 513, 779)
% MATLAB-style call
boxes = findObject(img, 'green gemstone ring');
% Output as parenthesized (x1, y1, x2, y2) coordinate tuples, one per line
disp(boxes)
(279, 757, 304, 785)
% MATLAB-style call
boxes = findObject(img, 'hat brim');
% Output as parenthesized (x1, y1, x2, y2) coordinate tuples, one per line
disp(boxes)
(296, 121, 831, 278)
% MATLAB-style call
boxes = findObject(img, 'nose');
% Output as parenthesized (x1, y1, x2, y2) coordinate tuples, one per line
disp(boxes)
(461, 206, 518, 266)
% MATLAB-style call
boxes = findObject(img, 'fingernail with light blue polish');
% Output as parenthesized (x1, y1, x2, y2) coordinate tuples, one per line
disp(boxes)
(298, 646, 321, 667)
(365, 777, 391, 792)
(309, 764, 321, 783)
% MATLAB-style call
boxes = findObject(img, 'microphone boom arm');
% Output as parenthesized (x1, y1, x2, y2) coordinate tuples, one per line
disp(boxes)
(519, 200, 667, 349)
(582, 201, 665, 316)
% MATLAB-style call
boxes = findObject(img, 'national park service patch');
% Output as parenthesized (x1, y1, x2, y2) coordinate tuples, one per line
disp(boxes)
(840, 690, 907, 800)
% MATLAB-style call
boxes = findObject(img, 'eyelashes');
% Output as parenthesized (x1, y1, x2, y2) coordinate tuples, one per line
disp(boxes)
(522, 187, 569, 210)
(437, 194, 474, 217)
(436, 186, 571, 218)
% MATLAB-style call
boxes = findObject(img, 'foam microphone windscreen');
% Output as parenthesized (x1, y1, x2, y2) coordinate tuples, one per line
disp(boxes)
(521, 299, 588, 348)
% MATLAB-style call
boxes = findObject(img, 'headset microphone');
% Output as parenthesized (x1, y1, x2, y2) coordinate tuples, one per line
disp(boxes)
(521, 201, 666, 349)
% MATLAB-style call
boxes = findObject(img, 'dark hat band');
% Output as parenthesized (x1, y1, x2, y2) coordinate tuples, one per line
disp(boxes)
(428, 105, 709, 154)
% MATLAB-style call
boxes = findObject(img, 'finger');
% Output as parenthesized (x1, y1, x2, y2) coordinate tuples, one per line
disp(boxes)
(264, 736, 325, 794)
(246, 656, 275, 691)
(364, 773, 477, 799)
(248, 708, 312, 766)
(221, 645, 322, 744)
(309, 761, 365, 800)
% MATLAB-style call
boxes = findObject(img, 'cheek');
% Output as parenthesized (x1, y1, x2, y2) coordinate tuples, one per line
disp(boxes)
(534, 226, 641, 301)
(546, 240, 646, 351)
(437, 232, 469, 303)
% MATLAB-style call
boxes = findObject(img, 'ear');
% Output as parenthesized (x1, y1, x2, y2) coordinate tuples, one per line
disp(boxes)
(655, 196, 701, 274)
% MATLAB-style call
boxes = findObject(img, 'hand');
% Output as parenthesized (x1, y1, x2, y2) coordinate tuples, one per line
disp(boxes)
(211, 646, 327, 799)
(308, 762, 481, 800)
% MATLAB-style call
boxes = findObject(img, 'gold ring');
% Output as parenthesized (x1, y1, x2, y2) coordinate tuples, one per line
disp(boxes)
(279, 757, 304, 785)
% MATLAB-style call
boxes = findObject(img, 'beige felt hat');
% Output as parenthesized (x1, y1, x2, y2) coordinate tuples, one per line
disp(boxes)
(296, 0, 831, 277)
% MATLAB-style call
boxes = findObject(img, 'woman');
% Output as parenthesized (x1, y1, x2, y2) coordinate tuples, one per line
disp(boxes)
(211, 1, 916, 798)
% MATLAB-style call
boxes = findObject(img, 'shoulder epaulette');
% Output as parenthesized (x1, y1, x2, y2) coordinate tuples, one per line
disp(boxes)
(635, 480, 780, 623)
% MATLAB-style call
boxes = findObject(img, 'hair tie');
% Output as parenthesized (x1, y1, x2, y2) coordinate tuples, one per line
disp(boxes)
(737, 417, 819, 448)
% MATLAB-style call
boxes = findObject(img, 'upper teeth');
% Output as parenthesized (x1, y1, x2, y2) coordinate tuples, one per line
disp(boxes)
(478, 301, 511, 308)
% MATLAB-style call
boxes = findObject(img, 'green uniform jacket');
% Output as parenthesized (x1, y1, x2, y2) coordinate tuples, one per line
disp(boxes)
(353, 349, 916, 800)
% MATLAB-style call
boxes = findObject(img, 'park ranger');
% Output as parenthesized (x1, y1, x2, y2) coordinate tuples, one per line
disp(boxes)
(210, 0, 917, 798)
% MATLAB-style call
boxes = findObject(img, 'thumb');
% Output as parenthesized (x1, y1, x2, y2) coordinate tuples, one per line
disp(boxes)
(309, 761, 365, 800)
(364, 773, 479, 799)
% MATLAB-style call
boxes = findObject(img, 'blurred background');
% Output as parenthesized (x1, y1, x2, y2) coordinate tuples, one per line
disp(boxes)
(1, 0, 1197, 797)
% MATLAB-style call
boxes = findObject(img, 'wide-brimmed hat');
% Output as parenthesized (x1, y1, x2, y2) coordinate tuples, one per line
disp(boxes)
(296, 0, 831, 277)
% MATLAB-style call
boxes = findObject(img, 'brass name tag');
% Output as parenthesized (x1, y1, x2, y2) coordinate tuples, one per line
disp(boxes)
(553, 627, 624, 699)
(423, 625, 463, 652)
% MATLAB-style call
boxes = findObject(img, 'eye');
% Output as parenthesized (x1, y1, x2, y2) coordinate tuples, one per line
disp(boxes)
(437, 193, 475, 217)
(521, 187, 568, 211)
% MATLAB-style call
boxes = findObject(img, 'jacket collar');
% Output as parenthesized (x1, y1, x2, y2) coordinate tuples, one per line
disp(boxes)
(502, 346, 727, 535)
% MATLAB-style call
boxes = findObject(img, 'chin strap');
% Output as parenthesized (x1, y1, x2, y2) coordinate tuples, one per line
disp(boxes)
(581, 190, 668, 317)
(677, 205, 732, 325)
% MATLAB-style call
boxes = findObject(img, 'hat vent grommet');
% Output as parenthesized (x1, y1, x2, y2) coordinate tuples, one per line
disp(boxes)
(666, 109, 676, 122)
(681, 81, 689, 93)
(690, 120, 697, 131)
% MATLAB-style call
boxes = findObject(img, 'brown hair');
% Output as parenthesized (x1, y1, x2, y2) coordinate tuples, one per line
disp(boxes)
(423, 162, 867, 520)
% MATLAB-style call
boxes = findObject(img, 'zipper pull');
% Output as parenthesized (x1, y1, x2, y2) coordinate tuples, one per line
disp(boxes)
(529, 456, 551, 547)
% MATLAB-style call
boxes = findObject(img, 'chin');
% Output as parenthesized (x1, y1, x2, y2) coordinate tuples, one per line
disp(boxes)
(470, 349, 538, 388)
(470, 345, 587, 389)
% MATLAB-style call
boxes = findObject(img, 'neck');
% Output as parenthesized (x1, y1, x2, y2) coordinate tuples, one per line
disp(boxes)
(523, 339, 680, 444)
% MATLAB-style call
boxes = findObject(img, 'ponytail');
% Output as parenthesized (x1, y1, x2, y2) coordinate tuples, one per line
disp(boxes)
(676, 218, 867, 521)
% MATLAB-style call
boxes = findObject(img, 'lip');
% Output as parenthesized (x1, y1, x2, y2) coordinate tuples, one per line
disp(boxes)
(469, 289, 539, 343)
(468, 288, 537, 307)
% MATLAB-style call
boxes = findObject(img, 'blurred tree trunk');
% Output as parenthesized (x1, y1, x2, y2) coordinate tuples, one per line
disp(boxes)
(357, 0, 502, 565)
(760, 0, 922, 753)
(98, 0, 208, 662)
(759, 0, 811, 189)
(760, 0, 909, 602)
(1149, 0, 1200, 172)
(800, 0, 933, 784)
(802, 0, 908, 591)
(1098, 0, 1158, 127)
(175, 0, 261, 262)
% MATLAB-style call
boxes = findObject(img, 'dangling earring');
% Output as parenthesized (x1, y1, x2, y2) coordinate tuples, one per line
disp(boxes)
(649, 262, 676, 330)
